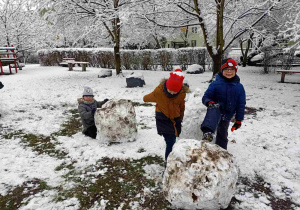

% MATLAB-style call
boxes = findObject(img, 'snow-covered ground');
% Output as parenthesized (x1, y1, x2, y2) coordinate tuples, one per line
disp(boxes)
(0, 64, 300, 210)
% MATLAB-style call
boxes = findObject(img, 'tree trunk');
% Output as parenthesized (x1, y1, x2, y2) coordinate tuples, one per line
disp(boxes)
(212, 0, 225, 77)
(240, 33, 253, 67)
(4, 23, 10, 46)
(114, 45, 121, 75)
(114, 19, 121, 75)
(212, 54, 222, 77)
(113, 0, 121, 75)
(152, 35, 161, 49)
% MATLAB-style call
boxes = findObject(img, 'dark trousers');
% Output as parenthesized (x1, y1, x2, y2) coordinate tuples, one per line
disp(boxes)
(201, 106, 230, 150)
(83, 125, 97, 139)
(216, 120, 230, 150)
(163, 134, 176, 161)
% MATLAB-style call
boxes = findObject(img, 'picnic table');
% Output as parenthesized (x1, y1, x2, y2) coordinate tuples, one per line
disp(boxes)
(0, 46, 18, 75)
(276, 70, 300, 83)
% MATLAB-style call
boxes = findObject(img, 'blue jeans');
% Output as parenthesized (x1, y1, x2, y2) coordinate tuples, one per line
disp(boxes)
(163, 134, 176, 161)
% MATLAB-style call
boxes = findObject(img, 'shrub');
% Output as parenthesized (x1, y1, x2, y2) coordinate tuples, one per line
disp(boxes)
(38, 47, 208, 71)
(157, 50, 173, 71)
(141, 51, 153, 70)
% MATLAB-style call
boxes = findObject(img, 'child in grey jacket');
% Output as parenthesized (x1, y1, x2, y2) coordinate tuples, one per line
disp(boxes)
(78, 86, 108, 139)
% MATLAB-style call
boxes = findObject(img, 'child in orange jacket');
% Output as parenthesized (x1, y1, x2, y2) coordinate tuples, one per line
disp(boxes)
(143, 69, 188, 161)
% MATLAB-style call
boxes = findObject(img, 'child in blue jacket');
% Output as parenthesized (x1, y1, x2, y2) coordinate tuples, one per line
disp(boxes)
(201, 58, 246, 150)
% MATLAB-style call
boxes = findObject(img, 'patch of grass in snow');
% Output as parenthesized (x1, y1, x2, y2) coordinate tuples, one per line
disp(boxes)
(2, 130, 67, 158)
(21, 134, 67, 159)
(0, 179, 50, 210)
(138, 122, 152, 130)
(244, 106, 264, 116)
(137, 148, 146, 153)
(52, 108, 82, 137)
(55, 156, 170, 210)
(234, 175, 300, 210)
(2, 108, 82, 159)
(55, 161, 77, 171)
(2, 130, 25, 139)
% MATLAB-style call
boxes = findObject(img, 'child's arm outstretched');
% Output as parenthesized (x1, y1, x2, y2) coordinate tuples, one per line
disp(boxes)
(143, 87, 158, 103)
(96, 99, 109, 108)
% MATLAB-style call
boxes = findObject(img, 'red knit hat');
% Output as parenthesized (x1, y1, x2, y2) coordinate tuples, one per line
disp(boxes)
(221, 58, 238, 72)
(166, 69, 185, 92)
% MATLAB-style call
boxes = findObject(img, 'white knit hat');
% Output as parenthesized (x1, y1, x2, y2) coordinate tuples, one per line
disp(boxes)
(82, 86, 94, 96)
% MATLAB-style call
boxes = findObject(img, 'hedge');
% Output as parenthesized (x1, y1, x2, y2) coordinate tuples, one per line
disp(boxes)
(38, 47, 211, 71)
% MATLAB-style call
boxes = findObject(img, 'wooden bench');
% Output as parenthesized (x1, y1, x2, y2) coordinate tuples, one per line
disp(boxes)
(63, 58, 75, 62)
(0, 46, 18, 75)
(59, 58, 75, 67)
(276, 70, 300, 83)
(66, 61, 89, 71)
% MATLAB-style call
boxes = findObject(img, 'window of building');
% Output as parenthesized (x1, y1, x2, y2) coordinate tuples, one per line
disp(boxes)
(191, 40, 197, 47)
(192, 27, 198, 33)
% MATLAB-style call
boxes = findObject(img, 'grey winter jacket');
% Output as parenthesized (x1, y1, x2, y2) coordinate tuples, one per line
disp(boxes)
(78, 98, 107, 132)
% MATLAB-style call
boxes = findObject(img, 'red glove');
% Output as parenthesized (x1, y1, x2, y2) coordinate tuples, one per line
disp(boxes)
(207, 101, 215, 107)
(207, 101, 220, 109)
(231, 121, 242, 132)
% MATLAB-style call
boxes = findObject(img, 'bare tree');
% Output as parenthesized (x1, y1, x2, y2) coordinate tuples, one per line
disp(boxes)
(41, 0, 140, 75)
(142, 0, 295, 77)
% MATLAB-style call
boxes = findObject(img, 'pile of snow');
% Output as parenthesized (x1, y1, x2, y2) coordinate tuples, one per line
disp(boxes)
(94, 99, 137, 143)
(180, 88, 205, 140)
(98, 69, 112, 78)
(250, 53, 264, 62)
(126, 72, 145, 87)
(186, 64, 204, 74)
(163, 139, 238, 210)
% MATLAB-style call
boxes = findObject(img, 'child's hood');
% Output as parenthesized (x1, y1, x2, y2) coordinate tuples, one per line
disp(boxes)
(77, 98, 85, 104)
(78, 98, 96, 105)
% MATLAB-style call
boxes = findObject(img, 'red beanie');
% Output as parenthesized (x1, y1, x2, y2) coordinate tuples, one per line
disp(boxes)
(221, 58, 238, 72)
(166, 69, 185, 92)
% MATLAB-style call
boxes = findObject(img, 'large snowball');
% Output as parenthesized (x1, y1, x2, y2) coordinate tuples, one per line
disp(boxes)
(181, 88, 206, 140)
(94, 99, 137, 143)
(163, 139, 238, 210)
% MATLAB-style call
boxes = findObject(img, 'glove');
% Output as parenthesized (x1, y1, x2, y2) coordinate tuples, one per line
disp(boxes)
(103, 98, 109, 103)
(0, 82, 3, 89)
(207, 101, 219, 109)
(231, 121, 242, 132)
(91, 108, 97, 115)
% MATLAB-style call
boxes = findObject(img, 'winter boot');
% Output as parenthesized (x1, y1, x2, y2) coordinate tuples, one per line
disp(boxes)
(202, 132, 214, 142)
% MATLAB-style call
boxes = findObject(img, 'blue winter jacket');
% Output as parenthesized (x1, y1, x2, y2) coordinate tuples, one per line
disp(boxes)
(202, 73, 246, 121)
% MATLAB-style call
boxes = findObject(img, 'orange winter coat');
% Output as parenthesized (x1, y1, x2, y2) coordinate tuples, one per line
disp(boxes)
(143, 79, 188, 137)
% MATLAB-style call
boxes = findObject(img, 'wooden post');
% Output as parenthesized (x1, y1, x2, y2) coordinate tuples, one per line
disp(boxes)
(281, 72, 286, 83)
(0, 61, 3, 75)
(14, 59, 18, 73)
(68, 63, 73, 71)
(82, 63, 86, 71)
(9, 64, 12, 74)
